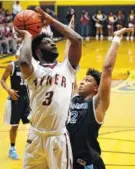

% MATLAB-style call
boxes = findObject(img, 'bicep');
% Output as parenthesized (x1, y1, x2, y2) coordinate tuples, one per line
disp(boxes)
(1, 64, 12, 81)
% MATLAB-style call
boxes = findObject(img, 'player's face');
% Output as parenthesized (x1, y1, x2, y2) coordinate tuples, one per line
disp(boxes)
(40, 37, 58, 54)
(78, 75, 98, 97)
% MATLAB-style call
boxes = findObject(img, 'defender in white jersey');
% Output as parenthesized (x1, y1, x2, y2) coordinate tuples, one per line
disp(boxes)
(15, 7, 82, 169)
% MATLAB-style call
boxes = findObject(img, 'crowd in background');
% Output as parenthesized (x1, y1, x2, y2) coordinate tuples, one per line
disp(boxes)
(65, 7, 135, 41)
(1, 1, 135, 55)
(0, 1, 22, 55)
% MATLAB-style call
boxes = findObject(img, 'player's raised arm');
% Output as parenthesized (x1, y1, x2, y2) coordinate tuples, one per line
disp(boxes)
(14, 28, 33, 79)
(64, 15, 75, 59)
(94, 28, 133, 122)
(36, 7, 82, 69)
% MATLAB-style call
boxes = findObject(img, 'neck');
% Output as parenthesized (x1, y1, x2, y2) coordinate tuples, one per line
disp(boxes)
(39, 59, 52, 64)
(80, 93, 96, 100)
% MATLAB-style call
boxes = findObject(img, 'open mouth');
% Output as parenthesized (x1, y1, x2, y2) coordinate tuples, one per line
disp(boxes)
(52, 47, 57, 52)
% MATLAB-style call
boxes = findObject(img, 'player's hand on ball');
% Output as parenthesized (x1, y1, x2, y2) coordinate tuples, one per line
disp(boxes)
(14, 26, 32, 39)
(35, 7, 53, 25)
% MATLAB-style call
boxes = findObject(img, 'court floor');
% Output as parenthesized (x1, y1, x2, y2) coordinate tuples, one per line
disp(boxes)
(0, 39, 135, 169)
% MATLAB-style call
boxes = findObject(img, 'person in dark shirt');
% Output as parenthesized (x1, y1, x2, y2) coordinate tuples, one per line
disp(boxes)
(0, 53, 30, 160)
(67, 27, 133, 169)
(66, 8, 75, 24)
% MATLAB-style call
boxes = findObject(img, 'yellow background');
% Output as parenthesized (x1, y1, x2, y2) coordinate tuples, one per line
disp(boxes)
(2, 0, 135, 12)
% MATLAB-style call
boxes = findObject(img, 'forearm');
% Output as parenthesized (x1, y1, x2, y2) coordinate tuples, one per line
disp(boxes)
(103, 37, 120, 71)
(51, 18, 82, 45)
(64, 19, 74, 58)
(19, 34, 33, 65)
(0, 79, 10, 93)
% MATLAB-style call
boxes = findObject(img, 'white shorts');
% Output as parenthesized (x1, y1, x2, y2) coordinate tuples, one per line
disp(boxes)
(95, 23, 102, 28)
(128, 23, 134, 28)
(4, 99, 12, 125)
(23, 126, 73, 169)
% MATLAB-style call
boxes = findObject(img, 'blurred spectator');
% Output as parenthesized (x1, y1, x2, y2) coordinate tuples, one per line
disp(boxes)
(92, 10, 106, 40)
(65, 8, 75, 24)
(46, 8, 56, 19)
(80, 10, 90, 41)
(12, 1, 22, 19)
(5, 10, 13, 23)
(0, 23, 10, 54)
(0, 4, 18, 56)
(5, 23, 17, 53)
(107, 12, 117, 41)
(116, 10, 124, 30)
(126, 9, 135, 41)
(0, 8, 6, 24)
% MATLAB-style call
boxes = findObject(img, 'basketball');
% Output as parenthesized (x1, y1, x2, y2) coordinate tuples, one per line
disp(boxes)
(13, 10, 42, 37)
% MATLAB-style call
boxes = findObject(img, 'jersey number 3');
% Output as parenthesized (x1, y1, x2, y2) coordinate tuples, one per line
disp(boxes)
(43, 91, 53, 106)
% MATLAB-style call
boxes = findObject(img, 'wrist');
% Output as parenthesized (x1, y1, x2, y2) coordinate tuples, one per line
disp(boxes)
(45, 14, 55, 25)
(7, 88, 11, 93)
(112, 36, 121, 44)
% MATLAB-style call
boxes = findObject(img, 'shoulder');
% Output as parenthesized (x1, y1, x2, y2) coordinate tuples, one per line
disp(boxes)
(6, 62, 13, 72)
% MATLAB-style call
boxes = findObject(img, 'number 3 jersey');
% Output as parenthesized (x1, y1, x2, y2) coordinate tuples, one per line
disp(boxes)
(10, 61, 28, 96)
(26, 58, 76, 131)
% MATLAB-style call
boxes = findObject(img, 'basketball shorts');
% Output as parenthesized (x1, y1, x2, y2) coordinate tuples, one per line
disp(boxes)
(73, 157, 105, 169)
(4, 96, 30, 125)
(23, 126, 73, 169)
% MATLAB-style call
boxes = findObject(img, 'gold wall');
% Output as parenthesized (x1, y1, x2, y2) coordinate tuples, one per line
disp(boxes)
(2, 0, 135, 12)
(56, 0, 135, 5)
(2, 1, 39, 11)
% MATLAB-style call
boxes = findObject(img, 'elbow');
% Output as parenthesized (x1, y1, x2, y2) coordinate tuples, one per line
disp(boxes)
(73, 36, 83, 46)
(77, 36, 83, 44)
(103, 64, 113, 72)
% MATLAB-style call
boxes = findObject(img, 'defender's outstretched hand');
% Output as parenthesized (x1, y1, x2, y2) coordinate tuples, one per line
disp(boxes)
(114, 28, 134, 37)
(69, 15, 75, 30)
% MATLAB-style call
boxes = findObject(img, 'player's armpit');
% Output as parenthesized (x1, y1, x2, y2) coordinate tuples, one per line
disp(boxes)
(20, 63, 34, 79)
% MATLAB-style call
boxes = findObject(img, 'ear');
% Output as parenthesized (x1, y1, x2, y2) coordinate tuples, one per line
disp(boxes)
(35, 48, 41, 56)
(94, 86, 98, 92)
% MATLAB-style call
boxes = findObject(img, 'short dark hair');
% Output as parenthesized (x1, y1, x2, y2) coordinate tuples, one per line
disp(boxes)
(86, 68, 101, 86)
(32, 33, 52, 61)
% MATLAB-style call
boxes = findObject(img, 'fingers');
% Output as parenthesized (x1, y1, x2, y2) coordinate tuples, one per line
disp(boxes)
(114, 27, 134, 36)
(14, 90, 19, 98)
(10, 92, 19, 100)
(14, 26, 19, 33)
(126, 27, 134, 32)
(35, 7, 45, 16)
(10, 90, 19, 98)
